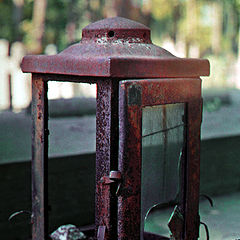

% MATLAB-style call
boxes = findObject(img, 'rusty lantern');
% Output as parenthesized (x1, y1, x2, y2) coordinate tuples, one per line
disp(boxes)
(21, 17, 209, 240)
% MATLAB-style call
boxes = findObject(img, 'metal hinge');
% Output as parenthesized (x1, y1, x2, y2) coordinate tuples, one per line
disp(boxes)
(97, 171, 122, 240)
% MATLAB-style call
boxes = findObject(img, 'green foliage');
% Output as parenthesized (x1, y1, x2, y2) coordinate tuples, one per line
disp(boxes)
(202, 54, 231, 88)
(0, 0, 14, 41)
(44, 0, 68, 50)
(0, 0, 239, 59)
(204, 97, 222, 112)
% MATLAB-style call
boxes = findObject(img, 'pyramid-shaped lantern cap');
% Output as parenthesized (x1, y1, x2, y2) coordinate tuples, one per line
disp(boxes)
(21, 17, 210, 78)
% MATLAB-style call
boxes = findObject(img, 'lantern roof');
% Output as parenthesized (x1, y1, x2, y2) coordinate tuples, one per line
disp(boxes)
(21, 17, 209, 78)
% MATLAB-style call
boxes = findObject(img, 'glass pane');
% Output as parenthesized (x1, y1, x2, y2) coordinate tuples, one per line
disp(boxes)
(48, 96, 96, 237)
(141, 103, 186, 239)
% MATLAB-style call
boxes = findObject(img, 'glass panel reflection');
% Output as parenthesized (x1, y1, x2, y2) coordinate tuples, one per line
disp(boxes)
(141, 103, 186, 239)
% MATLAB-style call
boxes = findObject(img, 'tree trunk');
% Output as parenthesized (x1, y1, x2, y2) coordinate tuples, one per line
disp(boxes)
(211, 1, 223, 55)
(238, 25, 240, 60)
(172, 2, 181, 44)
(115, 0, 133, 19)
(30, 0, 47, 54)
(185, 0, 197, 57)
(12, 0, 24, 42)
(66, 0, 78, 44)
(114, 0, 152, 27)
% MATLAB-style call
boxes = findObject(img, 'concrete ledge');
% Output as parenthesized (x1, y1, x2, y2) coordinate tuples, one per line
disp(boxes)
(0, 153, 95, 240)
(1, 91, 240, 239)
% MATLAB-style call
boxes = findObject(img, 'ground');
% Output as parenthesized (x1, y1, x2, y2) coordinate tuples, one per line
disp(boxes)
(145, 192, 240, 240)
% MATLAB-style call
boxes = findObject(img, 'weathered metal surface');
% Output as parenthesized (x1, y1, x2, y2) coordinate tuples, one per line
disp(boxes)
(109, 170, 122, 180)
(97, 225, 106, 240)
(31, 74, 49, 240)
(184, 99, 202, 240)
(21, 17, 209, 78)
(96, 79, 119, 240)
(118, 83, 142, 240)
(119, 78, 202, 240)
(24, 17, 209, 240)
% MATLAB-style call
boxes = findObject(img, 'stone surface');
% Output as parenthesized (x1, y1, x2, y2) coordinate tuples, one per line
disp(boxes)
(0, 154, 95, 240)
(51, 224, 86, 240)
(201, 89, 240, 139)
(0, 110, 96, 164)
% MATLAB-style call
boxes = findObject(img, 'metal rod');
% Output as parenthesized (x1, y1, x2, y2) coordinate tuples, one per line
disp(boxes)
(96, 79, 119, 240)
(118, 82, 142, 240)
(184, 99, 202, 240)
(32, 74, 49, 240)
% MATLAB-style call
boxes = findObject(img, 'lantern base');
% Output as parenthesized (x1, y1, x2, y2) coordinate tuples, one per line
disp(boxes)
(78, 225, 170, 240)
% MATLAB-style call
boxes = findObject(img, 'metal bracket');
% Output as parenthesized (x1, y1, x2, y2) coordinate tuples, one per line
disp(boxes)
(200, 221, 210, 240)
(100, 171, 122, 196)
(97, 225, 106, 240)
(168, 206, 184, 240)
(97, 171, 122, 240)
(100, 171, 121, 183)
(200, 194, 214, 207)
(100, 176, 115, 185)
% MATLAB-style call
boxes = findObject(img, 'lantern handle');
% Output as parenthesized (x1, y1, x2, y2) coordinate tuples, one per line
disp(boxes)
(200, 194, 214, 207)
(8, 210, 32, 224)
(200, 221, 210, 240)
(198, 194, 213, 240)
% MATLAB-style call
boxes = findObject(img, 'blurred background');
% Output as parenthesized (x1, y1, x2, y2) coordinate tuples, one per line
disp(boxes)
(0, 0, 240, 110)
(1, 0, 240, 239)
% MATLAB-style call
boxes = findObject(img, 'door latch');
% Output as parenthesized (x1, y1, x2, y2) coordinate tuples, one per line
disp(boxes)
(100, 170, 122, 196)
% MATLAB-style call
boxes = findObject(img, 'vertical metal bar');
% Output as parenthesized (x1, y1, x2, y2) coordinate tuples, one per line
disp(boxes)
(32, 74, 48, 240)
(178, 103, 188, 240)
(162, 105, 167, 201)
(118, 82, 142, 240)
(96, 79, 119, 240)
(184, 99, 202, 240)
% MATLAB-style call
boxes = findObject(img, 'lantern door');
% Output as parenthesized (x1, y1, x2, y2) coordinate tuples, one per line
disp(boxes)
(118, 78, 202, 240)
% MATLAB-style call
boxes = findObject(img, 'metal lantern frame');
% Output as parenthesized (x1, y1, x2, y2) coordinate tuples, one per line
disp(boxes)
(21, 17, 209, 240)
(118, 78, 202, 239)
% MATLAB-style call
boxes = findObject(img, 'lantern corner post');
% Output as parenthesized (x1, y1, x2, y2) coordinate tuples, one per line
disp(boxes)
(118, 81, 142, 240)
(95, 78, 119, 240)
(31, 73, 49, 240)
(184, 97, 203, 240)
